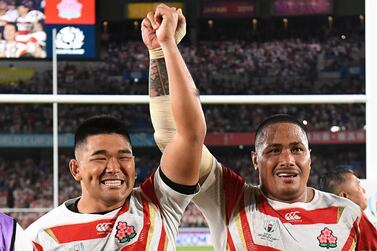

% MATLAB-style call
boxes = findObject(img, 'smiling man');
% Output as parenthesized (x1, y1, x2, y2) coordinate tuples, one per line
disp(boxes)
(149, 57, 377, 250)
(25, 4, 206, 250)
(252, 119, 313, 204)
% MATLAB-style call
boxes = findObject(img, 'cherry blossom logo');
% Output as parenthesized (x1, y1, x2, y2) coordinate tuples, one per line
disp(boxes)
(57, 0, 82, 20)
(115, 221, 137, 243)
(317, 227, 337, 249)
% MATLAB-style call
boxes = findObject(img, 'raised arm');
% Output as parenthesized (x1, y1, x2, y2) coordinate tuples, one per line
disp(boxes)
(142, 7, 214, 183)
(142, 4, 206, 186)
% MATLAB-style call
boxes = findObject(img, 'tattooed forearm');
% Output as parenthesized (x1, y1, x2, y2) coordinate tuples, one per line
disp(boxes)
(149, 58, 169, 97)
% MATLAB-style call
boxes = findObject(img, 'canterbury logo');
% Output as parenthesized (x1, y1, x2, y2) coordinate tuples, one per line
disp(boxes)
(284, 211, 301, 221)
(96, 222, 113, 232)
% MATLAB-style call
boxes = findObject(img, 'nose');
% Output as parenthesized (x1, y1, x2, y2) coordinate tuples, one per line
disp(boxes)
(106, 157, 121, 173)
(278, 149, 295, 167)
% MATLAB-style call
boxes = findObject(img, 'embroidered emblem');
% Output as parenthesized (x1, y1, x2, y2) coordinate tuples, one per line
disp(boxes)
(263, 219, 277, 233)
(115, 221, 137, 243)
(317, 227, 337, 249)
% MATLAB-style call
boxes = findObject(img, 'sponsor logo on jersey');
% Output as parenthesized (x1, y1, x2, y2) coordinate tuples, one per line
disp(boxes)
(317, 227, 338, 249)
(284, 211, 301, 221)
(96, 222, 113, 233)
(115, 221, 137, 243)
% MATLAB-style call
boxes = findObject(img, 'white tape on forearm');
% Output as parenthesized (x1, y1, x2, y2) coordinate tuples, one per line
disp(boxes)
(150, 96, 213, 178)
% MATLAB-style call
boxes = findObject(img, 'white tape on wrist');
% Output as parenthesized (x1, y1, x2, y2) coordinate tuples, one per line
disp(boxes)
(148, 21, 186, 60)
(149, 48, 164, 60)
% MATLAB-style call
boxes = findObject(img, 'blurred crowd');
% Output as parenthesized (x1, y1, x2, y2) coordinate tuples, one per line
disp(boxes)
(0, 34, 364, 95)
(0, 103, 366, 134)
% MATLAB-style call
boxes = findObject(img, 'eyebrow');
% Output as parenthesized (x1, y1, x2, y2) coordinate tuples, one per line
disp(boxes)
(266, 142, 305, 148)
(90, 149, 132, 156)
(290, 142, 305, 146)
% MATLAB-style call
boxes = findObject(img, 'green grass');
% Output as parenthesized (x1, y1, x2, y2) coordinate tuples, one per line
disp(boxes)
(177, 247, 214, 251)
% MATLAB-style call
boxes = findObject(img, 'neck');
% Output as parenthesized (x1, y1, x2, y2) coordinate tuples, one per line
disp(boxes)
(77, 197, 126, 213)
(263, 187, 314, 203)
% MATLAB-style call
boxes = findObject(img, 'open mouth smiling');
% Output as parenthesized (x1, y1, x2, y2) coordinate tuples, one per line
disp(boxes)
(275, 170, 299, 180)
(101, 179, 125, 187)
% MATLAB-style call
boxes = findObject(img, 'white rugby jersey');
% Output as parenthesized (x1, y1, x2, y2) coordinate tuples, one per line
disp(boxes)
(193, 161, 377, 251)
(26, 168, 197, 251)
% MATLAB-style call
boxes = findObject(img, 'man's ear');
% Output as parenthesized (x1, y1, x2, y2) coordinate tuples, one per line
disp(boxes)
(339, 191, 348, 199)
(69, 159, 81, 181)
(251, 151, 258, 170)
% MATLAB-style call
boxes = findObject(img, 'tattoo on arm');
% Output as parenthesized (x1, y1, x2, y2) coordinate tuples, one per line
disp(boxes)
(149, 58, 169, 97)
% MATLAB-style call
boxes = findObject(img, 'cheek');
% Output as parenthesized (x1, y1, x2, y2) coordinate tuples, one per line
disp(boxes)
(122, 163, 135, 175)
(82, 166, 103, 180)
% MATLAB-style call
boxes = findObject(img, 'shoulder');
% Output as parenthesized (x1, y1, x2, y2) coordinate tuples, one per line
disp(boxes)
(315, 189, 362, 217)
(14, 224, 34, 251)
(25, 202, 70, 238)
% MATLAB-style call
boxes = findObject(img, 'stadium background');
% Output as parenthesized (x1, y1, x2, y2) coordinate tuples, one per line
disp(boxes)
(0, 0, 375, 250)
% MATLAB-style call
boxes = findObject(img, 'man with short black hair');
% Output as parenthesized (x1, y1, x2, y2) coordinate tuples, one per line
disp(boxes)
(320, 167, 367, 209)
(26, 4, 206, 250)
(147, 14, 377, 247)
(320, 167, 377, 227)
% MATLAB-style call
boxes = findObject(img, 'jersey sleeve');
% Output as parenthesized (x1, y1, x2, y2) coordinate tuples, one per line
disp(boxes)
(356, 211, 377, 250)
(140, 167, 199, 242)
(193, 161, 245, 251)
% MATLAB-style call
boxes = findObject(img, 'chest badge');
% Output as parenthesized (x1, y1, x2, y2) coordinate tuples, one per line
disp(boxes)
(115, 221, 137, 243)
(317, 227, 338, 249)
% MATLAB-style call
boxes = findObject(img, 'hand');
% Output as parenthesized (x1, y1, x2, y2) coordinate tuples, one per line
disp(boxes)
(142, 5, 186, 50)
(141, 12, 160, 50)
(153, 4, 179, 46)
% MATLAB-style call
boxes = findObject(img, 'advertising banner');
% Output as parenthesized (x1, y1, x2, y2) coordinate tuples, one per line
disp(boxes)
(201, 1, 256, 18)
(274, 0, 332, 16)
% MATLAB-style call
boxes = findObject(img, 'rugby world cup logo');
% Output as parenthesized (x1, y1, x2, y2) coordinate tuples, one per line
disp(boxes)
(263, 219, 277, 233)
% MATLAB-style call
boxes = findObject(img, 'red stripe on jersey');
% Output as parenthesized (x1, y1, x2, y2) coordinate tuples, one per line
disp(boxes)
(237, 193, 281, 251)
(222, 165, 245, 224)
(46, 218, 116, 243)
(355, 212, 377, 250)
(121, 198, 151, 250)
(140, 172, 161, 209)
(33, 241, 44, 251)
(227, 228, 236, 251)
(239, 193, 255, 250)
(342, 217, 357, 250)
(127, 171, 168, 250)
(17, 30, 29, 35)
(157, 224, 167, 251)
(258, 198, 344, 224)
(45, 201, 129, 244)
